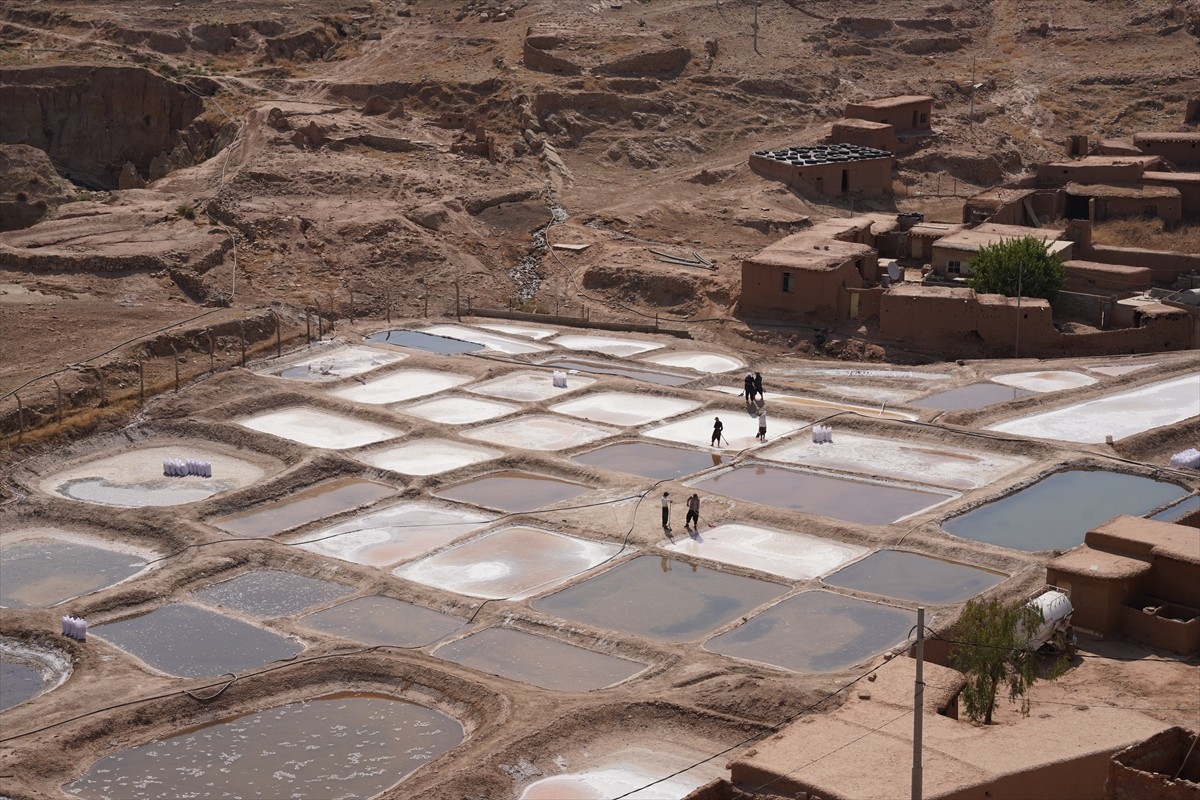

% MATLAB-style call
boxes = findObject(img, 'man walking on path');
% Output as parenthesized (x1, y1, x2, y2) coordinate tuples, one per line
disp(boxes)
(685, 493, 701, 532)
(711, 416, 724, 447)
(754, 372, 764, 401)
(661, 491, 672, 532)
(756, 407, 767, 442)
(742, 373, 755, 399)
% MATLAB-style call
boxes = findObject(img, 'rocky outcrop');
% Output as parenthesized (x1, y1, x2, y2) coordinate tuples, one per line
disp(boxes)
(523, 25, 691, 79)
(0, 144, 77, 232)
(0, 66, 204, 189)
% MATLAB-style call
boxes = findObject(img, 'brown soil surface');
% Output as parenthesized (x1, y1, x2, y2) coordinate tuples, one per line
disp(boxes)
(1, 1, 1198, 797)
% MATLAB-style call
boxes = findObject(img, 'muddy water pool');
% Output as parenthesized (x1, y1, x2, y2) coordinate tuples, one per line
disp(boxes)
(943, 469, 1189, 551)
(300, 596, 464, 647)
(0, 657, 44, 712)
(366, 328, 485, 353)
(572, 441, 723, 481)
(194, 570, 354, 618)
(433, 628, 647, 691)
(209, 478, 394, 537)
(690, 464, 955, 525)
(93, 603, 303, 678)
(435, 471, 591, 512)
(823, 550, 1005, 604)
(65, 693, 463, 799)
(912, 382, 1034, 411)
(532, 555, 789, 642)
(0, 534, 150, 608)
(705, 590, 913, 672)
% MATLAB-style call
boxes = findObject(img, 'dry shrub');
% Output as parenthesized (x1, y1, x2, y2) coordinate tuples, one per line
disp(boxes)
(1091, 218, 1200, 254)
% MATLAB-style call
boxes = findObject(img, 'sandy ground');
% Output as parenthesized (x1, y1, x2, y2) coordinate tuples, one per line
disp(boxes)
(1, 319, 1197, 799)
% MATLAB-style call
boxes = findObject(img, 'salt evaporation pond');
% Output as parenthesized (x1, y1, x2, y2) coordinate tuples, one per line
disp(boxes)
(366, 328, 484, 353)
(824, 550, 1005, 604)
(394, 526, 622, 600)
(1149, 495, 1200, 523)
(0, 639, 69, 712)
(42, 445, 267, 507)
(93, 603, 302, 678)
(1086, 362, 1158, 377)
(551, 334, 663, 357)
(985, 373, 1200, 443)
(468, 370, 595, 401)
(705, 591, 913, 673)
(209, 478, 394, 537)
(293, 501, 491, 567)
(1, 658, 43, 711)
(642, 351, 743, 373)
(239, 407, 401, 449)
(421, 324, 550, 354)
(943, 469, 1189, 551)
(991, 371, 1097, 393)
(668, 523, 868, 581)
(435, 471, 591, 512)
(433, 628, 647, 691)
(194, 570, 354, 618)
(533, 555, 789, 642)
(573, 441, 723, 480)
(0, 532, 150, 608)
(540, 356, 694, 387)
(463, 414, 618, 451)
(644, 412, 808, 451)
(356, 438, 500, 475)
(519, 746, 725, 800)
(300, 596, 464, 646)
(476, 322, 557, 339)
(912, 382, 1034, 411)
(65, 693, 464, 800)
(691, 464, 955, 525)
(271, 344, 405, 381)
(761, 433, 1028, 490)
(709, 385, 918, 421)
(329, 368, 471, 405)
(550, 391, 699, 426)
(400, 395, 518, 425)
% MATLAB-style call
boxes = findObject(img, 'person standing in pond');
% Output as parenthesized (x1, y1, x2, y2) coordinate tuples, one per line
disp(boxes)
(742, 373, 755, 399)
(685, 493, 701, 532)
(754, 372, 764, 401)
(711, 416, 724, 446)
(660, 491, 672, 532)
(756, 406, 767, 442)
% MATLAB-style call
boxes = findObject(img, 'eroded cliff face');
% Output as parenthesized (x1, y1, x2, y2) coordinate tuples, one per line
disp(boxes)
(0, 65, 204, 189)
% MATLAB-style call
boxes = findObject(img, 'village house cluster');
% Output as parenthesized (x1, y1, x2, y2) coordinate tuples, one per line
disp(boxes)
(742, 95, 1200, 358)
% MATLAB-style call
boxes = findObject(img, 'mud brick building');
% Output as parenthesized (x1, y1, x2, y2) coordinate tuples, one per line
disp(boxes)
(748, 144, 894, 197)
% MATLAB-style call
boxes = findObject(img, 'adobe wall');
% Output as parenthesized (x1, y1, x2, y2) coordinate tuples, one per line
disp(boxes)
(1118, 603, 1200, 655)
(1086, 245, 1200, 283)
(830, 120, 898, 152)
(1038, 162, 1145, 186)
(938, 750, 1116, 800)
(1152, 556, 1200, 608)
(1143, 173, 1200, 220)
(1095, 193, 1183, 227)
(1044, 570, 1138, 636)
(739, 260, 862, 320)
(1063, 263, 1152, 294)
(847, 286, 884, 319)
(845, 98, 933, 131)
(749, 154, 894, 196)
(1133, 137, 1200, 168)
(1107, 727, 1200, 800)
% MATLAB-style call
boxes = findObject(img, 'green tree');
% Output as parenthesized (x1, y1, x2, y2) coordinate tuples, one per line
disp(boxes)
(966, 236, 1065, 300)
(951, 596, 1067, 724)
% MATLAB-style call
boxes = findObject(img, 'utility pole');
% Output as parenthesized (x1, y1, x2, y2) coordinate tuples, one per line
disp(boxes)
(752, 0, 761, 55)
(912, 606, 925, 800)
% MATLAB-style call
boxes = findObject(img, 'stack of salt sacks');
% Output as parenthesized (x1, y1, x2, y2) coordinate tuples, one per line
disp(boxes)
(163, 458, 212, 477)
(1169, 448, 1200, 469)
(62, 616, 87, 641)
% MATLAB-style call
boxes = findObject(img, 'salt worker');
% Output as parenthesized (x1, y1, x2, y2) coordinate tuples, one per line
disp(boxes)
(711, 416, 724, 446)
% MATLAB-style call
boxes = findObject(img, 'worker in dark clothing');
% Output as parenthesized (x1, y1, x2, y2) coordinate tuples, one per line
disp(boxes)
(711, 416, 724, 446)
(685, 493, 701, 532)
(754, 372, 764, 401)
(742, 373, 755, 399)
(661, 492, 672, 532)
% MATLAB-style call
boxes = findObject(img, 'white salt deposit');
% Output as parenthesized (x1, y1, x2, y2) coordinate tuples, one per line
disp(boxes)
(761, 432, 1029, 490)
(355, 439, 500, 476)
(986, 373, 1200, 443)
(270, 344, 405, 381)
(329, 368, 471, 405)
(519, 746, 725, 799)
(420, 324, 550, 355)
(708, 386, 917, 421)
(643, 412, 807, 450)
(991, 371, 1097, 393)
(551, 335, 663, 357)
(550, 392, 699, 426)
(666, 523, 868, 580)
(476, 322, 558, 340)
(463, 414, 618, 451)
(239, 407, 401, 449)
(399, 395, 518, 425)
(1086, 362, 1158, 376)
(468, 371, 595, 402)
(642, 351, 743, 373)
(292, 502, 491, 567)
(393, 526, 622, 599)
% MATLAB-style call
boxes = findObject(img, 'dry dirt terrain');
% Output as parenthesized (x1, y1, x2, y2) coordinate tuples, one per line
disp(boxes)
(1, 1, 1198, 799)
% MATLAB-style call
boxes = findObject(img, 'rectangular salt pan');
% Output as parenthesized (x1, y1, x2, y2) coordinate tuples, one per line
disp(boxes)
(300, 596, 464, 646)
(356, 438, 500, 475)
(667, 523, 868, 581)
(643, 412, 808, 451)
(209, 478, 394, 537)
(400, 395, 518, 425)
(193, 570, 354, 617)
(271, 344, 405, 381)
(329, 368, 471, 405)
(1, 533, 150, 608)
(469, 370, 595, 401)
(551, 334, 663, 357)
(463, 414, 618, 451)
(293, 501, 491, 567)
(550, 391, 699, 426)
(421, 324, 550, 354)
(238, 407, 401, 449)
(824, 550, 1005, 604)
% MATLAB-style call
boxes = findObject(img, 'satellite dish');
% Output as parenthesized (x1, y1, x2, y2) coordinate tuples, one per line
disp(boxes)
(887, 262, 902, 281)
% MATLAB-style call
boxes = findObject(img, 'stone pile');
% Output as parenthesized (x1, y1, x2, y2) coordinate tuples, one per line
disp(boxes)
(456, 0, 527, 22)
